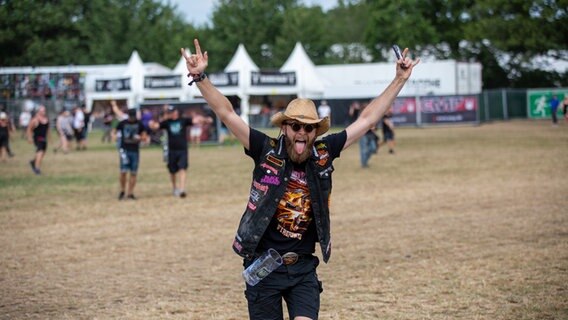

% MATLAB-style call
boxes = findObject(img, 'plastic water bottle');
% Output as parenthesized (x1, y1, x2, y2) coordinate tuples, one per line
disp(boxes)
(242, 249, 282, 286)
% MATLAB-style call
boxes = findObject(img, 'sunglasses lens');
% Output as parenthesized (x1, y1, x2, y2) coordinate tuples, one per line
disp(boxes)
(289, 123, 315, 133)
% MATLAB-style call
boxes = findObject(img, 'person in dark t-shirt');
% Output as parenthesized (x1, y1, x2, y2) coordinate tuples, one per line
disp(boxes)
(113, 108, 147, 200)
(380, 109, 396, 154)
(150, 105, 212, 198)
(181, 38, 420, 320)
(26, 105, 50, 175)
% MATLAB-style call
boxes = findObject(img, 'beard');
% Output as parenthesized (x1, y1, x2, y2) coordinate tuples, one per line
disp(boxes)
(284, 134, 314, 163)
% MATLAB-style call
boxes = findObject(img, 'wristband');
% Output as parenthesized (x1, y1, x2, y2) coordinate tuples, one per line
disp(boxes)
(188, 72, 206, 86)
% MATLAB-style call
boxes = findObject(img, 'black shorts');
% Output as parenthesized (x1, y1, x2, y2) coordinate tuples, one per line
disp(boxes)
(0, 134, 8, 148)
(383, 131, 394, 141)
(244, 255, 322, 320)
(34, 139, 47, 152)
(74, 128, 83, 141)
(167, 149, 188, 174)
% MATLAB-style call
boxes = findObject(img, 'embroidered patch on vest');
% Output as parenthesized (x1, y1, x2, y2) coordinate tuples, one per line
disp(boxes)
(316, 149, 330, 166)
(260, 175, 280, 185)
(261, 163, 278, 174)
(266, 154, 284, 168)
(253, 180, 269, 194)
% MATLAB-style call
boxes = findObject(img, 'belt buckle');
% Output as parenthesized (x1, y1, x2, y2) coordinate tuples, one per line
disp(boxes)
(282, 252, 299, 265)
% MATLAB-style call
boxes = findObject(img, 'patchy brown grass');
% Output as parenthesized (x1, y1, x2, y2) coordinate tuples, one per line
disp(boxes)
(0, 120, 566, 319)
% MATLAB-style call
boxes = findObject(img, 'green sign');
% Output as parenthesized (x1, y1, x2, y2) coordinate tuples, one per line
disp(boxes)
(527, 89, 567, 119)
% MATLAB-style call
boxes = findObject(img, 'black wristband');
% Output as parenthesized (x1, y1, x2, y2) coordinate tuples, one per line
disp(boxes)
(188, 73, 206, 86)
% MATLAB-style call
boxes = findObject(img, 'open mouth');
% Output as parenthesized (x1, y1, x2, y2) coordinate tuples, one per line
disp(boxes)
(294, 139, 306, 154)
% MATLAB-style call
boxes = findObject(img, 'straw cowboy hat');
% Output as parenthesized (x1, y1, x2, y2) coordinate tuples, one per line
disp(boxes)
(271, 98, 330, 136)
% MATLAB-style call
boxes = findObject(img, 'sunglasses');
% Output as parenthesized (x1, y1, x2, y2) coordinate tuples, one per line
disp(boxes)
(285, 122, 318, 133)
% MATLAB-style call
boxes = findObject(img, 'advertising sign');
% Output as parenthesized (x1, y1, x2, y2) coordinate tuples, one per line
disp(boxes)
(527, 89, 567, 119)
(144, 75, 181, 89)
(391, 97, 418, 126)
(209, 72, 239, 87)
(95, 78, 131, 92)
(251, 71, 296, 86)
(420, 95, 478, 124)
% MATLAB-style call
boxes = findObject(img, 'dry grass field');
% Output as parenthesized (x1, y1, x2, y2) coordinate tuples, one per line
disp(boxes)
(0, 120, 566, 320)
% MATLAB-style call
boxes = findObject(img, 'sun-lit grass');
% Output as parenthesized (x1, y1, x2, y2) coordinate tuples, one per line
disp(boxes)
(0, 120, 567, 319)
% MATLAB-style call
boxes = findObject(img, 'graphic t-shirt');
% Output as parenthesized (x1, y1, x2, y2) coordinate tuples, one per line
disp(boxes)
(261, 162, 318, 254)
(116, 120, 145, 152)
(160, 118, 193, 151)
(247, 128, 347, 254)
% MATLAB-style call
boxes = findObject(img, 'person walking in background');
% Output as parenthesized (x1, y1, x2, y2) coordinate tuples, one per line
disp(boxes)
(549, 95, 560, 125)
(561, 95, 568, 123)
(110, 100, 129, 150)
(26, 105, 50, 175)
(79, 104, 91, 150)
(348, 100, 362, 125)
(113, 109, 148, 200)
(181, 38, 419, 320)
(0, 105, 15, 157)
(149, 105, 212, 198)
(101, 106, 114, 143)
(18, 106, 32, 139)
(359, 126, 380, 168)
(53, 109, 73, 154)
(0, 112, 14, 162)
(72, 105, 85, 150)
(189, 110, 204, 147)
(380, 109, 396, 154)
(317, 100, 331, 124)
(358, 103, 379, 168)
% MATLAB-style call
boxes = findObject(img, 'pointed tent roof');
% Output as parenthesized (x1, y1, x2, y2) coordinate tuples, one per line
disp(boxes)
(225, 44, 259, 73)
(280, 42, 324, 97)
(124, 50, 144, 77)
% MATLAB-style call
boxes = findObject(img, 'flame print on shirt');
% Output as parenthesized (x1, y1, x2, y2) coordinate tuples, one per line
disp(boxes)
(275, 169, 312, 239)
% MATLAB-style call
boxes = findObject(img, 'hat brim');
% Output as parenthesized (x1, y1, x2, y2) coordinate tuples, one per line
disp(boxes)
(271, 112, 330, 136)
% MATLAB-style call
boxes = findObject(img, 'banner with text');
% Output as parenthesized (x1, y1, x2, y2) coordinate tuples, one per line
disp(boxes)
(95, 78, 131, 92)
(209, 72, 239, 87)
(144, 75, 181, 89)
(420, 95, 479, 124)
(391, 97, 418, 126)
(251, 71, 296, 86)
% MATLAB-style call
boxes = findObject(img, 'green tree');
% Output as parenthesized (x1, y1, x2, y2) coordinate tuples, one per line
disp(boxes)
(204, 0, 299, 71)
(324, 0, 371, 64)
(465, 0, 568, 87)
(273, 6, 328, 66)
(0, 0, 195, 68)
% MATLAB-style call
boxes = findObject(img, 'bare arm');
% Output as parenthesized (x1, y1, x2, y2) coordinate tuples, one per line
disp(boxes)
(26, 118, 36, 143)
(384, 118, 395, 130)
(181, 39, 250, 150)
(110, 100, 124, 119)
(343, 48, 419, 150)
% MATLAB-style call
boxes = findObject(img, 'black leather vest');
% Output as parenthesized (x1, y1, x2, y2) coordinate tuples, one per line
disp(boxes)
(232, 134, 337, 263)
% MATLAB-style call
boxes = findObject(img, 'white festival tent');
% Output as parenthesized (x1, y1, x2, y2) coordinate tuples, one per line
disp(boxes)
(220, 43, 259, 123)
(280, 42, 325, 99)
(2, 43, 482, 117)
(85, 50, 183, 108)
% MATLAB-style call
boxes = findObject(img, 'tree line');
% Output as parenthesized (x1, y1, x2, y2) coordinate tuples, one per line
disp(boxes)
(0, 0, 566, 89)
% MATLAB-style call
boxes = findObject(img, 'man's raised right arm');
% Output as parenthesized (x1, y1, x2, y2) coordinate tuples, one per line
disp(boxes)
(181, 39, 250, 150)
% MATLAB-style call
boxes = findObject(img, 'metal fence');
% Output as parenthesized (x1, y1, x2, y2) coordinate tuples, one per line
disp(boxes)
(479, 88, 528, 122)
